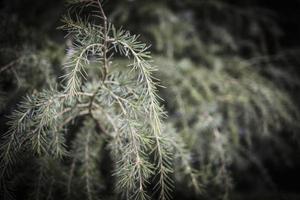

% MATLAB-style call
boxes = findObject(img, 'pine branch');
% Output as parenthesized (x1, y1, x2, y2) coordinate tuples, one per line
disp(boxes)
(170, 132, 202, 194)
(112, 28, 173, 200)
(0, 1, 174, 200)
(62, 43, 104, 96)
(110, 118, 154, 200)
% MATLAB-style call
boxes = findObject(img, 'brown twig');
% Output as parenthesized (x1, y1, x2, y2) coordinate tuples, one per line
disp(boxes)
(96, 0, 109, 80)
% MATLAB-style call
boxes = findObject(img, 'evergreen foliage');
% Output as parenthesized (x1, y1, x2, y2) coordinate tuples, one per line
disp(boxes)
(109, 0, 300, 198)
(0, 0, 299, 200)
(0, 1, 198, 200)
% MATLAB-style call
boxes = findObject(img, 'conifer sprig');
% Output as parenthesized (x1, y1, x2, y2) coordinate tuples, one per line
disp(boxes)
(111, 27, 174, 200)
(0, 1, 176, 200)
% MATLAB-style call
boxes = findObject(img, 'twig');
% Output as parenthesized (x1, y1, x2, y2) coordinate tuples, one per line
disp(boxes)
(96, 0, 109, 80)
(0, 58, 21, 74)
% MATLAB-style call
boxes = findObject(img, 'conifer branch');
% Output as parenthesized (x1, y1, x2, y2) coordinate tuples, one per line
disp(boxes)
(0, 1, 175, 200)
(112, 28, 173, 200)
(96, 0, 109, 80)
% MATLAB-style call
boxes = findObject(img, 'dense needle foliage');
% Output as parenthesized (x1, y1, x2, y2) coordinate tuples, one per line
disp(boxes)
(0, 0, 299, 200)
(0, 1, 199, 200)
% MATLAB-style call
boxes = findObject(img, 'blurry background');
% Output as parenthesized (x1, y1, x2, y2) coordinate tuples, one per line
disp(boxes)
(1, 0, 300, 199)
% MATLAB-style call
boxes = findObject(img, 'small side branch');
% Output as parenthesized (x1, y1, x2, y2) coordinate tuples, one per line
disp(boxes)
(96, 0, 109, 80)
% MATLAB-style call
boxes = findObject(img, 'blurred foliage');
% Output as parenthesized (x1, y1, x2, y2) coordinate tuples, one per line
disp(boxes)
(107, 0, 300, 198)
(0, 0, 300, 200)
